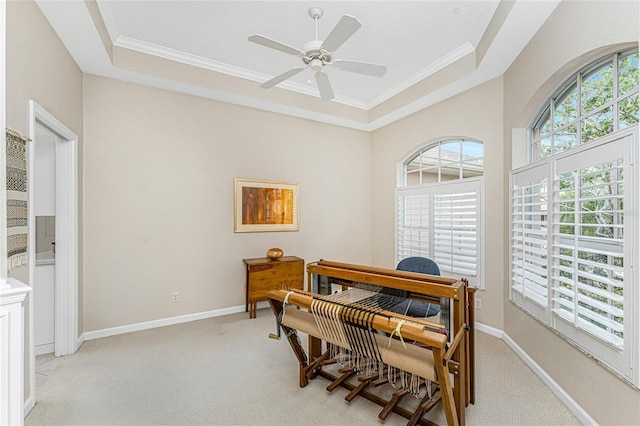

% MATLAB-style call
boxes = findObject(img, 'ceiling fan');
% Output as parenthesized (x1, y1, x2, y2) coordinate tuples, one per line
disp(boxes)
(248, 6, 387, 101)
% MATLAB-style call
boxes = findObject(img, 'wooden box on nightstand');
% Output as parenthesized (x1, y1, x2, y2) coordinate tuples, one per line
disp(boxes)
(242, 256, 304, 318)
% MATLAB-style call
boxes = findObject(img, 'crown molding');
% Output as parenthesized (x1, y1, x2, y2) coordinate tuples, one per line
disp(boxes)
(114, 35, 477, 112)
(114, 35, 263, 82)
(114, 35, 369, 110)
(367, 42, 476, 108)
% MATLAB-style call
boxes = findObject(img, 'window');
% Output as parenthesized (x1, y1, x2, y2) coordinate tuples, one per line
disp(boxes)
(531, 49, 639, 161)
(513, 49, 639, 386)
(397, 139, 484, 289)
(404, 140, 484, 185)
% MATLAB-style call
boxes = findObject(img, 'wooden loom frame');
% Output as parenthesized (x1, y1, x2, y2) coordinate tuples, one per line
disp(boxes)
(267, 260, 475, 426)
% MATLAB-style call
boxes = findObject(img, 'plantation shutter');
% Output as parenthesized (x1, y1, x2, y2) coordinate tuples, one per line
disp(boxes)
(510, 164, 549, 319)
(432, 182, 479, 276)
(510, 133, 634, 379)
(551, 141, 626, 350)
(397, 192, 430, 260)
(396, 178, 483, 288)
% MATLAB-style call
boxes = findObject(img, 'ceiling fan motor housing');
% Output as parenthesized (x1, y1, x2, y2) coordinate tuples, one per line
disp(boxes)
(302, 40, 332, 67)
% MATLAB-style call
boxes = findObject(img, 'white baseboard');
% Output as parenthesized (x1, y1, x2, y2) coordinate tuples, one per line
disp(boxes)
(496, 325, 597, 426)
(35, 343, 54, 356)
(23, 396, 34, 417)
(474, 321, 503, 339)
(83, 303, 253, 341)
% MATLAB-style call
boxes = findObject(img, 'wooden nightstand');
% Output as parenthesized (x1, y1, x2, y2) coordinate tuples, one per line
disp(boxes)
(243, 256, 304, 318)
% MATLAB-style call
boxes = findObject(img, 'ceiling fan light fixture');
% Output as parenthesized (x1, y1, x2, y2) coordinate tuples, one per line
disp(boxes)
(310, 58, 323, 72)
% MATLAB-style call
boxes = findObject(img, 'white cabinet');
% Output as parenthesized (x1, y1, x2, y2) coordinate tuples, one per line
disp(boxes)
(0, 278, 31, 426)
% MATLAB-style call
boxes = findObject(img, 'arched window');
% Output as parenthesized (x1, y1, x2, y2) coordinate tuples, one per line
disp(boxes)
(396, 139, 484, 289)
(511, 48, 638, 386)
(530, 49, 638, 161)
(402, 139, 484, 186)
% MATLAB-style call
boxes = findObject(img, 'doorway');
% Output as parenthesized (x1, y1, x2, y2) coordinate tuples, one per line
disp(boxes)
(32, 123, 57, 356)
(26, 101, 79, 414)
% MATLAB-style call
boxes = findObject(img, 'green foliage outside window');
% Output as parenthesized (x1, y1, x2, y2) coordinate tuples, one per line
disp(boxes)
(555, 159, 625, 340)
(533, 50, 638, 160)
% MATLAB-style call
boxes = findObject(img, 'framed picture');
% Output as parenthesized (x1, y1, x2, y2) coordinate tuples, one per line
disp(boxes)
(234, 178, 299, 232)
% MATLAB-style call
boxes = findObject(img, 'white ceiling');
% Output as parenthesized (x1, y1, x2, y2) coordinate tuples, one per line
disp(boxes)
(35, 1, 560, 131)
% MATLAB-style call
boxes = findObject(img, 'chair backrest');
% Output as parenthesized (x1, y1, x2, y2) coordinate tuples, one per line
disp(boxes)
(396, 256, 440, 276)
(395, 257, 442, 318)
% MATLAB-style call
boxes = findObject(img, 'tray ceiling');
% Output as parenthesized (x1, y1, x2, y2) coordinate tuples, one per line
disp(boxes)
(36, 1, 560, 130)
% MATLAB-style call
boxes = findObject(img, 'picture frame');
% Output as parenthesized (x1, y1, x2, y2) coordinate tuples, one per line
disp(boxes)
(234, 178, 299, 232)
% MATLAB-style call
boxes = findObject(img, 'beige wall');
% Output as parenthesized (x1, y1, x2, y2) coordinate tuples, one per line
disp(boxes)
(6, 0, 84, 284)
(6, 0, 84, 405)
(503, 1, 640, 424)
(6, 1, 83, 136)
(82, 74, 372, 331)
(370, 77, 504, 329)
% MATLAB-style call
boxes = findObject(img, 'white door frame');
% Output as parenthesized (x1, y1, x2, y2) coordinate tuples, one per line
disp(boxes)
(0, 0, 7, 283)
(26, 100, 79, 412)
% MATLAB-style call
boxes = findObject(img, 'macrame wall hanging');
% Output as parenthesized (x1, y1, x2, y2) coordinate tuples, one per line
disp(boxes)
(6, 129, 30, 270)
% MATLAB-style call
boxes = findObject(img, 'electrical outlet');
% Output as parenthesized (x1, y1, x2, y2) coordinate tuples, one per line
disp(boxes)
(172, 292, 180, 303)
(475, 298, 482, 310)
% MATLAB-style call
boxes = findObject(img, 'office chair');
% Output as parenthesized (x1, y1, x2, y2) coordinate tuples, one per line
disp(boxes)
(393, 256, 441, 318)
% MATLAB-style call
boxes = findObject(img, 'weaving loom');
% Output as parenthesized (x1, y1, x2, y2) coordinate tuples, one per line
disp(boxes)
(267, 260, 475, 426)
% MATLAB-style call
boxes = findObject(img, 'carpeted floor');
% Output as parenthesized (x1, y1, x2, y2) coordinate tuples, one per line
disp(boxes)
(26, 308, 581, 425)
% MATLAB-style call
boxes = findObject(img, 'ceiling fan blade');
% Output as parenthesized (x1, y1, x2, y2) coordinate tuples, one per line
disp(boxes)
(248, 35, 303, 56)
(321, 15, 361, 53)
(315, 72, 334, 101)
(334, 60, 387, 77)
(260, 67, 306, 89)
